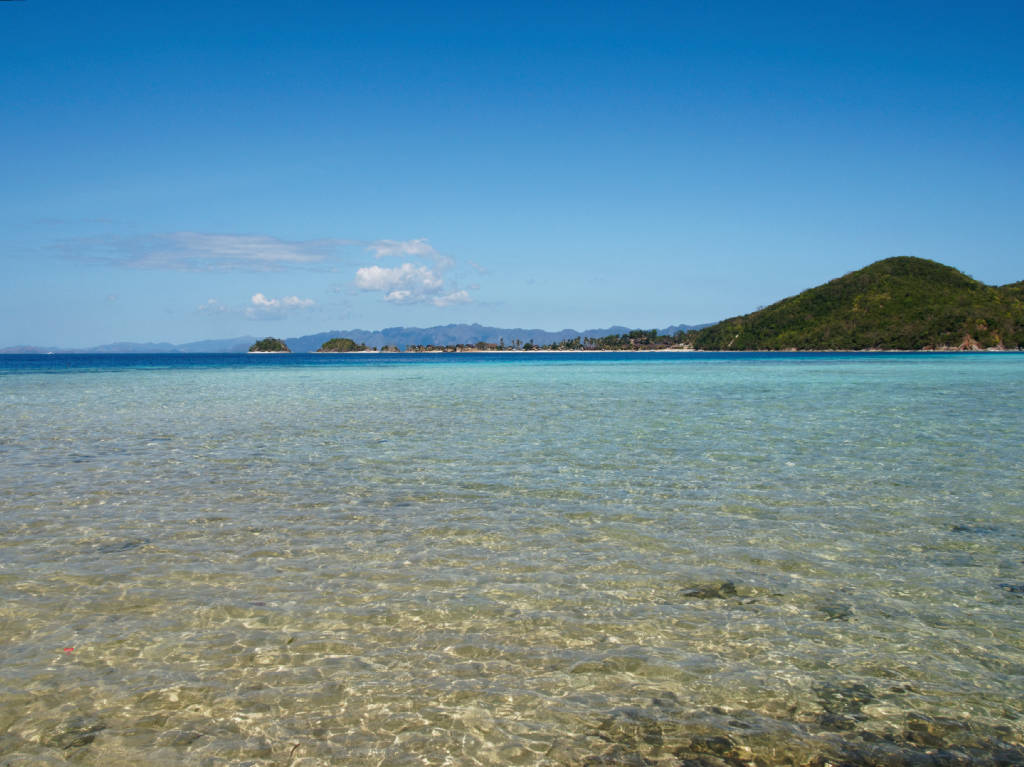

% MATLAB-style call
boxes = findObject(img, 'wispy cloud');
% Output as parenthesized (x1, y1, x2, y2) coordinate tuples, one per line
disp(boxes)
(56, 233, 474, 287)
(195, 294, 316, 319)
(197, 298, 229, 314)
(60, 232, 352, 272)
(246, 293, 316, 319)
(368, 238, 438, 259)
(433, 290, 471, 307)
(59, 229, 482, 308)
(369, 238, 455, 269)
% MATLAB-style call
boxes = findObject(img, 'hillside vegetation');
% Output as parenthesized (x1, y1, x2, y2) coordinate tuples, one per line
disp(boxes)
(248, 338, 291, 352)
(688, 257, 1024, 350)
(316, 337, 368, 352)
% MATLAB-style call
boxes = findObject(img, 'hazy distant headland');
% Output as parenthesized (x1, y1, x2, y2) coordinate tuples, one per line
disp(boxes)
(4, 258, 1021, 353)
(4, 323, 702, 355)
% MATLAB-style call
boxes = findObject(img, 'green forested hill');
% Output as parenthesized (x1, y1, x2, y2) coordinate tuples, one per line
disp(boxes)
(316, 337, 367, 352)
(248, 337, 291, 352)
(689, 257, 1024, 350)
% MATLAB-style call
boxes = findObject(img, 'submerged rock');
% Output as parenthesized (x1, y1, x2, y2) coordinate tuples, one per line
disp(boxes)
(44, 718, 105, 750)
(582, 744, 656, 766)
(819, 602, 854, 621)
(816, 712, 858, 731)
(0, 753, 69, 766)
(675, 756, 737, 767)
(814, 682, 876, 716)
(591, 706, 665, 750)
(95, 538, 148, 554)
(686, 733, 737, 758)
(577, 700, 1024, 767)
(680, 581, 737, 600)
(951, 524, 999, 535)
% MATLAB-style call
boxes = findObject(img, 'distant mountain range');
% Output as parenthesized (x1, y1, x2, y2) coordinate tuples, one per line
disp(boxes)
(1, 323, 705, 354)
(689, 257, 1024, 350)
(8, 257, 1021, 354)
(0, 337, 260, 354)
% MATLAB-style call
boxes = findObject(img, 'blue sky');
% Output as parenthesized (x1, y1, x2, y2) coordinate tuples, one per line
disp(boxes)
(2, 1, 1022, 347)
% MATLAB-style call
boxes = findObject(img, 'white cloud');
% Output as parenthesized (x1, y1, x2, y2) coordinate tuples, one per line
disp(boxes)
(354, 239, 476, 307)
(433, 290, 470, 307)
(245, 293, 316, 319)
(355, 263, 443, 297)
(354, 262, 468, 305)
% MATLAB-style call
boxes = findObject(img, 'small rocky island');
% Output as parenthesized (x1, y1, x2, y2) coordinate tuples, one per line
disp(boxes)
(316, 337, 368, 352)
(248, 337, 291, 353)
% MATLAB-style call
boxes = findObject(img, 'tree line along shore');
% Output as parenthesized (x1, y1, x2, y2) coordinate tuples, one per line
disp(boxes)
(249, 329, 695, 354)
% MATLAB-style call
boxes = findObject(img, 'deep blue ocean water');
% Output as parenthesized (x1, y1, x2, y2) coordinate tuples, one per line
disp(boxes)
(1, 352, 1022, 765)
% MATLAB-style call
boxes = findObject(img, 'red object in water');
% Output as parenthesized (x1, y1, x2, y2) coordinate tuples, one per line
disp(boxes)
(62, 647, 74, 653)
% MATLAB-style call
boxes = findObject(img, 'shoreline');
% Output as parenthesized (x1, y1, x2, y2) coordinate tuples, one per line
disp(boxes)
(5, 347, 1022, 356)
(319, 347, 1020, 354)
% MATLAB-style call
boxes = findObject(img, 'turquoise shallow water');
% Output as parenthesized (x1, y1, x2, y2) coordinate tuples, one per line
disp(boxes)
(1, 352, 1022, 766)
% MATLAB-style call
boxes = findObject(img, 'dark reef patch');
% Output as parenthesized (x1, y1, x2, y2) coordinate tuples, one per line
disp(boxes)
(680, 582, 737, 600)
(574, 700, 1024, 767)
(45, 718, 105, 750)
(94, 538, 149, 554)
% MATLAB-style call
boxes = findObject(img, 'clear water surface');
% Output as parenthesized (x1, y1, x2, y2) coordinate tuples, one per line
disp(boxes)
(1, 352, 1022, 766)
